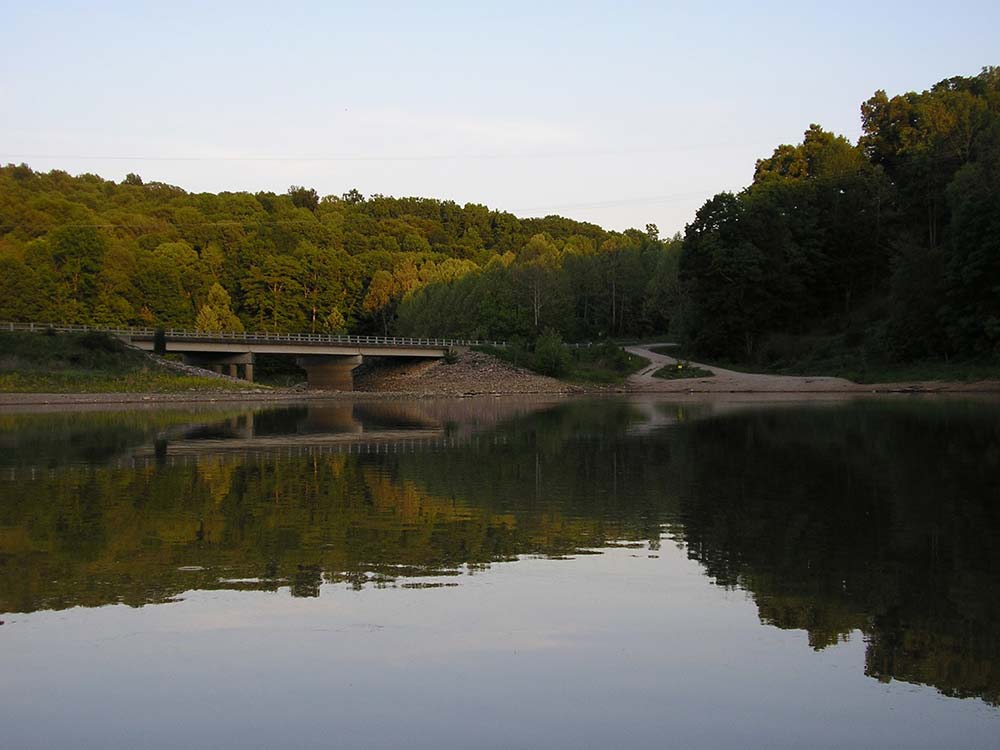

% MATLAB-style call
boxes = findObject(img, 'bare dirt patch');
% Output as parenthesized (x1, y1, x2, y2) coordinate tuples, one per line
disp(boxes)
(355, 349, 581, 395)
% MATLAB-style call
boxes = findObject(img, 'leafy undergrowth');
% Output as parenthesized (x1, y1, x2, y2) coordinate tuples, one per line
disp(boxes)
(0, 331, 257, 393)
(567, 345, 649, 384)
(653, 362, 714, 380)
(475, 340, 648, 384)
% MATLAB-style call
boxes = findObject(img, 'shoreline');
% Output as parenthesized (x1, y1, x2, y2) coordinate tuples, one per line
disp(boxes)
(3, 380, 1000, 408)
(624, 344, 1000, 395)
(2, 344, 998, 408)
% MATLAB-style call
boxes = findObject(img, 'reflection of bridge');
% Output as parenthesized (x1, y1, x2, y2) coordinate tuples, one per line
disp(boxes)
(135, 402, 512, 465)
(3, 322, 505, 390)
(2, 433, 510, 479)
(0, 400, 554, 478)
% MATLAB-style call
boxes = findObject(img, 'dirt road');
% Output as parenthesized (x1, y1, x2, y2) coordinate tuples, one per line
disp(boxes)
(627, 344, 872, 393)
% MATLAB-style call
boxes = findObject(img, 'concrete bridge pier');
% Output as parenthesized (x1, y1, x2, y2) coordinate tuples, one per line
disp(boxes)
(183, 352, 255, 382)
(296, 354, 363, 391)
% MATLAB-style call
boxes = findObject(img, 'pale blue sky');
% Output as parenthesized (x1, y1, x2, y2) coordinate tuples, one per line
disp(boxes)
(2, 1, 997, 233)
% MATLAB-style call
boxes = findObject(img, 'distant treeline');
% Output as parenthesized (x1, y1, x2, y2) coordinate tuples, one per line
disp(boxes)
(0, 167, 678, 340)
(679, 66, 1000, 363)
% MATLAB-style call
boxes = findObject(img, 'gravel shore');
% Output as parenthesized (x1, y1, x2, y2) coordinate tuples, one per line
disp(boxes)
(354, 349, 581, 395)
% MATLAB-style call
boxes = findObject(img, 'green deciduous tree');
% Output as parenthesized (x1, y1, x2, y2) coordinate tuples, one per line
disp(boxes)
(288, 185, 320, 212)
(241, 256, 305, 332)
(195, 283, 244, 333)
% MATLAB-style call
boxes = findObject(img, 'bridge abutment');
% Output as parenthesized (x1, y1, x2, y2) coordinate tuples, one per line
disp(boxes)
(295, 355, 363, 391)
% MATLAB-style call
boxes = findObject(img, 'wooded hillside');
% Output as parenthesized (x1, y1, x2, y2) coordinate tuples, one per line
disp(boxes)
(0, 168, 677, 340)
(679, 66, 1000, 364)
(3, 66, 998, 361)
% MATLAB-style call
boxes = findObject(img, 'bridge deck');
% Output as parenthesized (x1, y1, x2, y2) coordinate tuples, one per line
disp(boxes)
(3, 322, 503, 353)
(3, 323, 505, 388)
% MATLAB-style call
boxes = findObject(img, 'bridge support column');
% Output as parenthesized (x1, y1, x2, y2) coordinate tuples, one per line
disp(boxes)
(183, 353, 255, 382)
(296, 355, 362, 391)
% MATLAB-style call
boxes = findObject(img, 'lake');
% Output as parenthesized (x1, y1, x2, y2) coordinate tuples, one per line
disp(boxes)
(1, 396, 999, 749)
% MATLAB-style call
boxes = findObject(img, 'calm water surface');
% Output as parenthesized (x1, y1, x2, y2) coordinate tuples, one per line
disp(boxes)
(1, 396, 999, 749)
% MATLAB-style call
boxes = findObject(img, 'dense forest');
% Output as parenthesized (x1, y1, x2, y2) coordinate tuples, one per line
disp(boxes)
(679, 66, 1000, 365)
(0, 165, 678, 340)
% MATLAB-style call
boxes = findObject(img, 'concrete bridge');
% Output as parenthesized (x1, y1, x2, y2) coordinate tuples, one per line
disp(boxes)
(3, 322, 503, 390)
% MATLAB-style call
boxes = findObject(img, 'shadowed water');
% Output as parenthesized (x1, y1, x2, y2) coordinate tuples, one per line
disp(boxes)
(1, 396, 999, 749)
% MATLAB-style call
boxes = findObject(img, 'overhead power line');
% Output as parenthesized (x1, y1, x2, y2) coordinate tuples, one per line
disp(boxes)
(0, 142, 767, 164)
(515, 189, 738, 214)
(17, 189, 740, 231)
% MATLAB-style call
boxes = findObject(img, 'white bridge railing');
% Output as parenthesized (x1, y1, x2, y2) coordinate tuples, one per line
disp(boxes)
(2, 322, 505, 349)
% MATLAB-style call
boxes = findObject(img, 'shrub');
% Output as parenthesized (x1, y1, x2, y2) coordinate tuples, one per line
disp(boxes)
(79, 331, 124, 353)
(597, 341, 630, 371)
(532, 329, 570, 377)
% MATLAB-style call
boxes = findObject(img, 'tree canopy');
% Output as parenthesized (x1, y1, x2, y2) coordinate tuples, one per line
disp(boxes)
(678, 66, 1000, 363)
(0, 172, 669, 339)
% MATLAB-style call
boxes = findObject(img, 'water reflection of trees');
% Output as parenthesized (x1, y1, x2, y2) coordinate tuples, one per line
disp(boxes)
(0, 400, 667, 614)
(665, 401, 1000, 706)
(1, 398, 999, 705)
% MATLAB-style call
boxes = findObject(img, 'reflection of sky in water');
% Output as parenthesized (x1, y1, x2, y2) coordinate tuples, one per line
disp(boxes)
(2, 397, 1000, 748)
(5, 546, 998, 750)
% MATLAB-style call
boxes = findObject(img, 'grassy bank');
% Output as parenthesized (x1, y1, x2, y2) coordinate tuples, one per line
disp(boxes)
(0, 331, 257, 393)
(567, 346, 649, 384)
(653, 362, 714, 380)
(651, 342, 1000, 384)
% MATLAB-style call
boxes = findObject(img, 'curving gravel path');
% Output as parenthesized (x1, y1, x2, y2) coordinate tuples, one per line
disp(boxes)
(626, 344, 863, 393)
